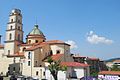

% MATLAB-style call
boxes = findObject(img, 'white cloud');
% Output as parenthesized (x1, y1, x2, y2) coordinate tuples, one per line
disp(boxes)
(65, 40, 78, 49)
(86, 31, 113, 44)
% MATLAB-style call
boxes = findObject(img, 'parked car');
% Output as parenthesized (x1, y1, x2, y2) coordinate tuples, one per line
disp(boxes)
(0, 76, 3, 80)
(10, 75, 17, 80)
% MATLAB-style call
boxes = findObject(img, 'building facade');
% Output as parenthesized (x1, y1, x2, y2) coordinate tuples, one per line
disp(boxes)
(0, 9, 90, 79)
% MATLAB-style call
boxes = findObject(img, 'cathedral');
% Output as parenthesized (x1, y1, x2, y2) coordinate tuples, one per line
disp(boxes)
(0, 9, 89, 80)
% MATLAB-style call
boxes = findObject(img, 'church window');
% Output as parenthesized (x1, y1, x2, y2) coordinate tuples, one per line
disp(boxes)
(8, 50, 10, 55)
(23, 47, 26, 51)
(50, 50, 53, 55)
(28, 52, 31, 59)
(43, 71, 45, 76)
(13, 67, 15, 71)
(28, 61, 30, 66)
(36, 71, 39, 75)
(40, 65, 42, 67)
(9, 33, 12, 40)
(35, 40, 38, 43)
(28, 40, 31, 44)
(10, 26, 13, 30)
(56, 50, 60, 54)
(11, 19, 13, 22)
(18, 26, 20, 30)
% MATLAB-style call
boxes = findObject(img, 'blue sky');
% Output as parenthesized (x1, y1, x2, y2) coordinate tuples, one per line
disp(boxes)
(0, 0, 120, 60)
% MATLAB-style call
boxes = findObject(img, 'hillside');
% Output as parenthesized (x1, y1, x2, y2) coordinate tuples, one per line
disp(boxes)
(105, 58, 120, 62)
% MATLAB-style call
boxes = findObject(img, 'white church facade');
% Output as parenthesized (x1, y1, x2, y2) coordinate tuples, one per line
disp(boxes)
(0, 9, 89, 80)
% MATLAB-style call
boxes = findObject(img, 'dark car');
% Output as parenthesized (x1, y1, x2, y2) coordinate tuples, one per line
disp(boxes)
(0, 76, 3, 80)
(10, 75, 17, 80)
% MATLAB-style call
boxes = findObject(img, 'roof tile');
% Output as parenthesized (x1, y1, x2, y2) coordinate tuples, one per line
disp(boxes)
(61, 62, 89, 67)
(99, 71, 120, 75)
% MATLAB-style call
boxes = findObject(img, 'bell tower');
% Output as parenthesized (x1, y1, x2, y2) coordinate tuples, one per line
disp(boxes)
(5, 9, 23, 55)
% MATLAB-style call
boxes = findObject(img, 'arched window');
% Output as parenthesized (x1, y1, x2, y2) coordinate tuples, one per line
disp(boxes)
(13, 67, 15, 71)
(9, 33, 12, 40)
(35, 40, 38, 43)
(50, 50, 53, 55)
(8, 50, 10, 55)
(18, 34, 20, 41)
(28, 52, 31, 59)
(28, 40, 31, 44)
(10, 26, 13, 30)
(56, 50, 60, 54)
(28, 61, 30, 66)
(11, 19, 13, 22)
(43, 40, 45, 42)
(18, 26, 20, 30)
(36, 71, 39, 75)
(23, 47, 26, 51)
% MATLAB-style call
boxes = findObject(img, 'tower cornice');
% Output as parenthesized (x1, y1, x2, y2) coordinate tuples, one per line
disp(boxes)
(7, 22, 23, 25)
(6, 29, 24, 32)
(4, 40, 23, 43)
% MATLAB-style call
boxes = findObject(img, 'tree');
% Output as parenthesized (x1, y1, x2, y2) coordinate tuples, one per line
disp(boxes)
(111, 65, 120, 71)
(47, 57, 67, 80)
(90, 67, 98, 77)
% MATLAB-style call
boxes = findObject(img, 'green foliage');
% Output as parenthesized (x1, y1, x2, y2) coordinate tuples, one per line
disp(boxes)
(111, 65, 120, 71)
(47, 57, 53, 64)
(90, 67, 98, 77)
(90, 71, 98, 77)
(47, 57, 67, 80)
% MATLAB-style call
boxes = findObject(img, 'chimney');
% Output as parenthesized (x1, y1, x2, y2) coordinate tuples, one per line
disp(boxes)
(0, 35, 1, 44)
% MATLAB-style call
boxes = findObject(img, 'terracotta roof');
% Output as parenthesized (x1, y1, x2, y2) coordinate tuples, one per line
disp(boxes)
(0, 45, 4, 48)
(88, 57, 99, 61)
(113, 60, 120, 63)
(46, 40, 64, 43)
(7, 52, 24, 57)
(73, 56, 86, 58)
(99, 71, 120, 75)
(20, 43, 34, 46)
(61, 62, 89, 67)
(73, 56, 99, 61)
(46, 40, 70, 46)
(25, 42, 48, 51)
(52, 54, 64, 61)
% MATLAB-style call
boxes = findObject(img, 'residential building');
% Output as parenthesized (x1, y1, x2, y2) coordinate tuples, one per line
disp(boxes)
(73, 55, 108, 75)
(98, 71, 120, 80)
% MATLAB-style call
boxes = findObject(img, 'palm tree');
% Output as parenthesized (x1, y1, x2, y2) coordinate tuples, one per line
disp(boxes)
(47, 57, 67, 80)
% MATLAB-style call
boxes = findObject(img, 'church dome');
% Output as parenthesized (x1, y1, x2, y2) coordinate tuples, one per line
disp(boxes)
(27, 24, 46, 44)
(29, 24, 44, 36)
